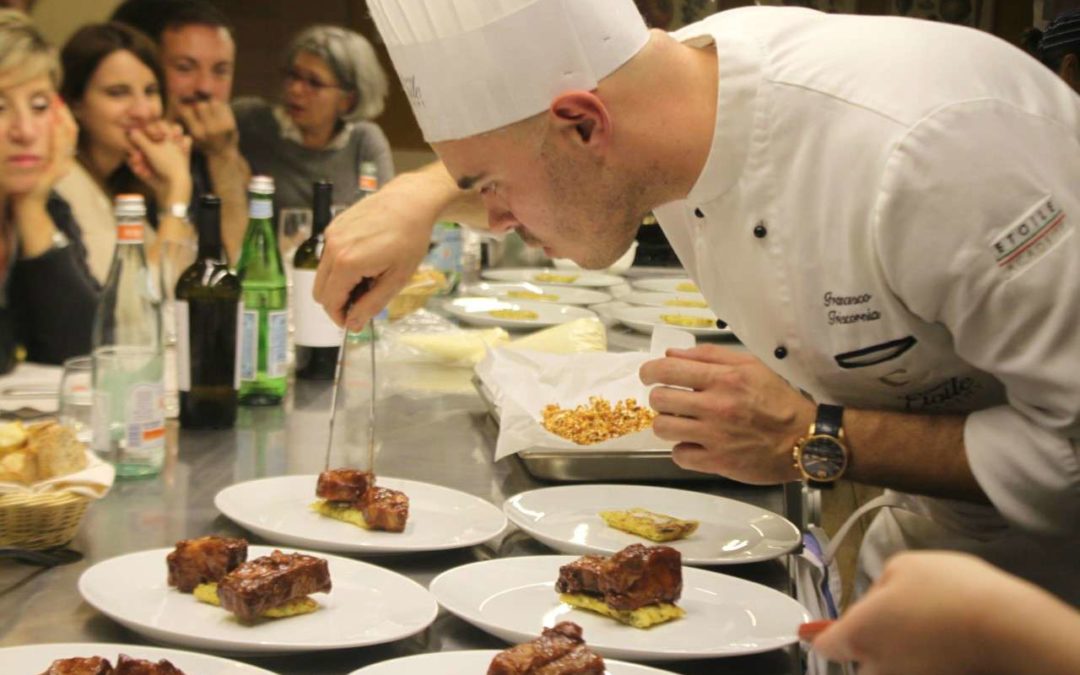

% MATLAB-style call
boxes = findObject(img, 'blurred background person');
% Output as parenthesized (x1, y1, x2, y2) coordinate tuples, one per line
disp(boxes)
(807, 551, 1080, 675)
(1027, 10, 1080, 93)
(0, 0, 33, 14)
(233, 25, 392, 211)
(57, 21, 193, 281)
(111, 0, 247, 263)
(0, 9, 97, 369)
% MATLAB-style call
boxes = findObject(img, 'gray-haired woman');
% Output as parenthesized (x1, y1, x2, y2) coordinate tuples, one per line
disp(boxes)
(233, 25, 393, 210)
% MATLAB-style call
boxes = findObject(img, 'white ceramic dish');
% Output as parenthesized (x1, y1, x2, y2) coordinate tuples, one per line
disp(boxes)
(78, 545, 438, 655)
(503, 484, 800, 565)
(348, 649, 675, 674)
(483, 268, 625, 288)
(621, 290, 709, 309)
(444, 297, 597, 329)
(613, 306, 728, 337)
(215, 475, 507, 554)
(630, 278, 701, 294)
(430, 555, 809, 661)
(0, 643, 275, 674)
(462, 281, 612, 306)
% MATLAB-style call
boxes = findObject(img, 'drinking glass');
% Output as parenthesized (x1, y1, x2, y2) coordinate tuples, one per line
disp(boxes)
(59, 355, 93, 443)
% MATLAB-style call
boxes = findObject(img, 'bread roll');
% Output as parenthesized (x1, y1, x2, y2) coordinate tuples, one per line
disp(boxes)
(0, 450, 37, 483)
(0, 421, 27, 455)
(30, 422, 87, 479)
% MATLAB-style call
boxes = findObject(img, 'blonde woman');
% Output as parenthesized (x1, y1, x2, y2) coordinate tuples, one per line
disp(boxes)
(0, 9, 97, 369)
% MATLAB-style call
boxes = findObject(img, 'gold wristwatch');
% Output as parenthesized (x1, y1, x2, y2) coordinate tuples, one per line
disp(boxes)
(793, 404, 849, 488)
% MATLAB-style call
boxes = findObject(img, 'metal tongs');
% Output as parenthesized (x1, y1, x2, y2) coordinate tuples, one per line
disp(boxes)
(324, 280, 376, 473)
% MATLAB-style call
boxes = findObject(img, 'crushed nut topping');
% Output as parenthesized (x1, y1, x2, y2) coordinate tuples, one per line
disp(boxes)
(541, 396, 657, 445)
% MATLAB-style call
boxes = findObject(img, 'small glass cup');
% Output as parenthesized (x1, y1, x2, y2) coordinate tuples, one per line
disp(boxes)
(59, 355, 93, 443)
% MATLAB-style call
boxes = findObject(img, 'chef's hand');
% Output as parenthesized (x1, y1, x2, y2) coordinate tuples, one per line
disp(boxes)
(314, 175, 439, 331)
(807, 551, 1080, 675)
(639, 345, 813, 484)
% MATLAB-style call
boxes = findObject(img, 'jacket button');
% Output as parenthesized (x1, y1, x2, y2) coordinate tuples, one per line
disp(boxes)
(694, 208, 705, 218)
(774, 346, 788, 359)
(716, 319, 727, 329)
(753, 221, 768, 238)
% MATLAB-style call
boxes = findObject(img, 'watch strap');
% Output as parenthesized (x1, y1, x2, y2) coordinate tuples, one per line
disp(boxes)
(815, 403, 844, 438)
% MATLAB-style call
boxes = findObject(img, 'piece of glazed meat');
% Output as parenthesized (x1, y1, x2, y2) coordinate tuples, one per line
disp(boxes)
(554, 555, 607, 595)
(113, 655, 186, 675)
(316, 469, 373, 502)
(39, 657, 113, 675)
(487, 622, 605, 675)
(217, 550, 332, 620)
(597, 544, 682, 611)
(359, 486, 409, 532)
(166, 536, 248, 592)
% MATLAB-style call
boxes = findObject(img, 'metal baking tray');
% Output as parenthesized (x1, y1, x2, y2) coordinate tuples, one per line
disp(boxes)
(473, 376, 713, 482)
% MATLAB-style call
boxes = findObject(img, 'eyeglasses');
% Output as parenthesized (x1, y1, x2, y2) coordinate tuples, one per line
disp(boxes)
(283, 68, 344, 92)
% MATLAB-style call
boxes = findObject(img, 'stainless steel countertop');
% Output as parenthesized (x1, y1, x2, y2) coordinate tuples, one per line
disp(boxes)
(0, 334, 803, 675)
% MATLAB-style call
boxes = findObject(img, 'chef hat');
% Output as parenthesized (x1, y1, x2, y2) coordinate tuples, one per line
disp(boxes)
(367, 0, 650, 142)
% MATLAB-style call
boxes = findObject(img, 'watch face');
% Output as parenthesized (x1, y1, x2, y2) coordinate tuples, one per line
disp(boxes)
(800, 435, 846, 481)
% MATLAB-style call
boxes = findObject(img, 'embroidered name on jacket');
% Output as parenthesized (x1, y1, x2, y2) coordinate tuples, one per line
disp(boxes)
(992, 196, 1070, 275)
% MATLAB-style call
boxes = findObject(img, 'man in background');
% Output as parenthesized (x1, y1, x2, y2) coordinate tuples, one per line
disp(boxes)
(112, 0, 248, 261)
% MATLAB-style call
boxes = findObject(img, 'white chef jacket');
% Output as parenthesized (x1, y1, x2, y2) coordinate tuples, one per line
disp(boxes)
(656, 7, 1080, 603)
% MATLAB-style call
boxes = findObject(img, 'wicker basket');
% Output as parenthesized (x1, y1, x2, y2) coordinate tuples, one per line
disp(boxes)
(0, 490, 90, 549)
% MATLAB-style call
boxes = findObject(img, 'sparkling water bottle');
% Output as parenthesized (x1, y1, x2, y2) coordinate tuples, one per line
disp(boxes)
(91, 194, 166, 478)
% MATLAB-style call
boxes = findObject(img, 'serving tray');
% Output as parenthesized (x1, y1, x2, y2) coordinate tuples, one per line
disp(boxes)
(473, 377, 712, 482)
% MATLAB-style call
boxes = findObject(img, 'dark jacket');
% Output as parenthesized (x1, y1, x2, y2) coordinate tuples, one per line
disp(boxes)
(0, 194, 100, 371)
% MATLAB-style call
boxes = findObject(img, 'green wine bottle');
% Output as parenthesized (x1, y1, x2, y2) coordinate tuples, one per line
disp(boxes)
(236, 176, 288, 406)
(175, 195, 240, 428)
(294, 180, 341, 380)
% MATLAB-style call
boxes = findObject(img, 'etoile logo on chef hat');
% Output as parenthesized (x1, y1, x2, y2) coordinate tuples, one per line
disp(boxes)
(367, 0, 649, 142)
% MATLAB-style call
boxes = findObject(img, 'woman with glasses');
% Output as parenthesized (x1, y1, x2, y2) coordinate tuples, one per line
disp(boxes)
(233, 25, 393, 210)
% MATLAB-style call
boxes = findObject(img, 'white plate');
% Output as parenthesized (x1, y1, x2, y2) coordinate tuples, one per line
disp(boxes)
(483, 268, 625, 287)
(621, 290, 709, 309)
(504, 485, 800, 565)
(631, 277, 701, 294)
(348, 649, 675, 674)
(444, 297, 597, 329)
(613, 306, 728, 337)
(430, 556, 808, 661)
(215, 475, 506, 554)
(0, 643, 274, 674)
(463, 281, 613, 306)
(78, 545, 438, 655)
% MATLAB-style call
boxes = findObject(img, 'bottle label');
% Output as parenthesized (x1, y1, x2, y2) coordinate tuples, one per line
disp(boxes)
(234, 303, 245, 389)
(126, 381, 165, 450)
(267, 310, 289, 378)
(293, 269, 343, 347)
(249, 199, 272, 220)
(175, 300, 191, 392)
(116, 223, 143, 243)
(359, 173, 378, 193)
(238, 307, 259, 382)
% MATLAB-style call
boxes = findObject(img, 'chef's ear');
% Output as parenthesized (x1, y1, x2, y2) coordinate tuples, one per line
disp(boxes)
(548, 91, 611, 149)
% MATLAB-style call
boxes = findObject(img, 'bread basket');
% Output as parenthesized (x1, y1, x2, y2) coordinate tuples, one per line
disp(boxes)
(0, 490, 90, 549)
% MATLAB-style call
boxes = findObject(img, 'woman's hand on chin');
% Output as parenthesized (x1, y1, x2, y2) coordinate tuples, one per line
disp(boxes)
(127, 122, 193, 206)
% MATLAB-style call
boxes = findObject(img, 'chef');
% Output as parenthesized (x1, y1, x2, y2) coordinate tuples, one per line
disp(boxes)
(314, 1, 1080, 603)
